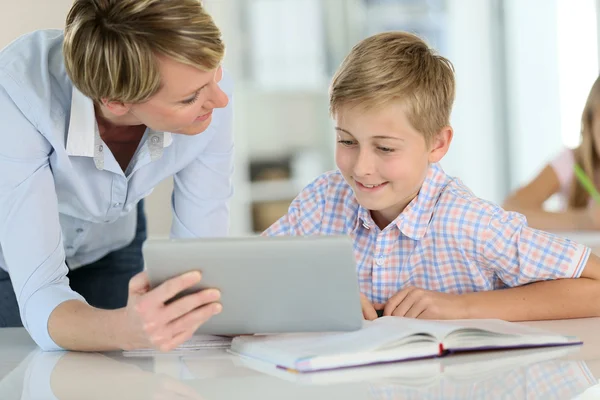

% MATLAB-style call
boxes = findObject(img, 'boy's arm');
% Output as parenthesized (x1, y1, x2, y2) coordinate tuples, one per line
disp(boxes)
(461, 254, 600, 320)
(383, 256, 600, 320)
(262, 212, 293, 236)
(385, 209, 600, 320)
(261, 174, 331, 237)
(465, 209, 600, 320)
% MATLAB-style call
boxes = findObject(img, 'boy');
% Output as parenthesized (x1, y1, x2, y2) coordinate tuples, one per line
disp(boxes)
(264, 31, 600, 321)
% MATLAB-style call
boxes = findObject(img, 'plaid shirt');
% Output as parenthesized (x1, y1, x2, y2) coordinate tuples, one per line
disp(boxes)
(264, 163, 590, 304)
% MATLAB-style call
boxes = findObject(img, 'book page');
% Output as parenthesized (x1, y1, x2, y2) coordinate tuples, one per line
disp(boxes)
(439, 319, 572, 350)
(232, 317, 448, 359)
(230, 317, 466, 365)
(437, 319, 564, 336)
(371, 317, 470, 343)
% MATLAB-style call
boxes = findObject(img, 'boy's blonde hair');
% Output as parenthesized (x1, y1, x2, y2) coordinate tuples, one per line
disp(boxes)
(329, 31, 455, 142)
(63, 0, 224, 104)
(569, 76, 600, 208)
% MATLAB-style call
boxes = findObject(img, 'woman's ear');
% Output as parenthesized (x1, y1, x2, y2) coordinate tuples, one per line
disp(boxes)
(100, 98, 132, 117)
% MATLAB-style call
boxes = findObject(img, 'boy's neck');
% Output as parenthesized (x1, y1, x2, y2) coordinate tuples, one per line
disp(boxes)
(370, 196, 416, 230)
(371, 211, 393, 231)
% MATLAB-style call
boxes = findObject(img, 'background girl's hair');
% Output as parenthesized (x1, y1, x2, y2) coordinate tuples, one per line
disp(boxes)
(569, 76, 600, 208)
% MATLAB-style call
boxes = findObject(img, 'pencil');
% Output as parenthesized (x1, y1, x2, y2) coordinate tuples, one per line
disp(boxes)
(574, 164, 600, 204)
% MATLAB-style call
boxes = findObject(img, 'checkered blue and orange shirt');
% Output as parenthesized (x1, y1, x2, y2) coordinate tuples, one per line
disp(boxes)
(263, 163, 590, 304)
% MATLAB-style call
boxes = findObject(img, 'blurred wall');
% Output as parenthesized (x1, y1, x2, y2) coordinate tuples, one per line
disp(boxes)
(0, 0, 72, 47)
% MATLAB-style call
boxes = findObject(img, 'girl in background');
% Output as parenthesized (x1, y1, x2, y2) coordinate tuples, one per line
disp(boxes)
(504, 76, 600, 231)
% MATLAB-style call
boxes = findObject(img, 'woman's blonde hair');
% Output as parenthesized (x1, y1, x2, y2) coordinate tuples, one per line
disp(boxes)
(569, 76, 600, 208)
(329, 31, 455, 143)
(63, 0, 224, 104)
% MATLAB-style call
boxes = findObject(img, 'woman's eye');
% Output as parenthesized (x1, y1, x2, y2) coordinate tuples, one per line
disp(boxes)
(182, 92, 199, 105)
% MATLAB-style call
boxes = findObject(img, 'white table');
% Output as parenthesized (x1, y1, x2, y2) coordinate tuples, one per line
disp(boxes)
(1, 319, 600, 400)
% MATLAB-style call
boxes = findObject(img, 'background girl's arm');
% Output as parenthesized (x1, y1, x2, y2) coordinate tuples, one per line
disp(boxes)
(503, 164, 593, 230)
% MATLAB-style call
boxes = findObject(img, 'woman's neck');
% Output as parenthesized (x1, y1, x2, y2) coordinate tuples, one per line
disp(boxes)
(95, 104, 146, 143)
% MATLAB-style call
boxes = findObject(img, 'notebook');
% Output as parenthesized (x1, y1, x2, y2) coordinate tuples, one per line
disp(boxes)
(229, 317, 582, 372)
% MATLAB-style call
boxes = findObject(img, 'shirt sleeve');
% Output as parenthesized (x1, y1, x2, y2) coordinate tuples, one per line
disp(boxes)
(170, 71, 235, 238)
(480, 208, 590, 286)
(262, 175, 328, 237)
(549, 147, 575, 194)
(0, 87, 86, 351)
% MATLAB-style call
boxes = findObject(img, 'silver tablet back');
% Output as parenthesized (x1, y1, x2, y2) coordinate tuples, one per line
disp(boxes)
(143, 235, 363, 334)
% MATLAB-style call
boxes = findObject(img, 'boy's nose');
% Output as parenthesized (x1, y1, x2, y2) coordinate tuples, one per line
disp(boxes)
(353, 150, 375, 177)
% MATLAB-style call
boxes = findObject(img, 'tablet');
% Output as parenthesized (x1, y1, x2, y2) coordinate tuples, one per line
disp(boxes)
(143, 235, 363, 335)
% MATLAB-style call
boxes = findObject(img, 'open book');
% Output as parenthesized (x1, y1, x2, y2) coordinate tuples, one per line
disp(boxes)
(229, 317, 581, 373)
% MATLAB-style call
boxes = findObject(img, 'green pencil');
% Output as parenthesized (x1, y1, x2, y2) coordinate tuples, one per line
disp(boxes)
(574, 164, 600, 204)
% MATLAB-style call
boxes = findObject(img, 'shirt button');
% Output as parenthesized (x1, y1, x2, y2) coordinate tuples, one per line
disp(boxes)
(376, 256, 385, 266)
(150, 136, 160, 145)
(113, 202, 121, 208)
(76, 228, 84, 233)
(98, 144, 104, 152)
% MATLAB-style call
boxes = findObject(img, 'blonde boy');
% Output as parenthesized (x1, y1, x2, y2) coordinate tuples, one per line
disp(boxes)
(265, 32, 600, 321)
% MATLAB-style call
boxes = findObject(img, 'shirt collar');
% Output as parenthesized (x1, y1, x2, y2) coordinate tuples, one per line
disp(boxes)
(396, 163, 450, 240)
(353, 204, 374, 232)
(65, 86, 173, 159)
(65, 86, 96, 157)
(351, 163, 451, 240)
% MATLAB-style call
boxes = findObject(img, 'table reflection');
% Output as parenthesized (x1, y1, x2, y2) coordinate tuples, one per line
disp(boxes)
(0, 345, 596, 400)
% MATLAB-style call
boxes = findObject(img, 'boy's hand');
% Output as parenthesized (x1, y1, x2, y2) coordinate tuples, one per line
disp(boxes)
(360, 293, 384, 320)
(383, 287, 468, 319)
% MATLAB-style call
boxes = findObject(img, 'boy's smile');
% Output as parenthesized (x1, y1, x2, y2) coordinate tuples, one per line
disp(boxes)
(354, 180, 389, 192)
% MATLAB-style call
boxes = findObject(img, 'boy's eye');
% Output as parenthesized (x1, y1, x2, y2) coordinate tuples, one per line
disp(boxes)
(337, 140, 356, 146)
(377, 146, 395, 153)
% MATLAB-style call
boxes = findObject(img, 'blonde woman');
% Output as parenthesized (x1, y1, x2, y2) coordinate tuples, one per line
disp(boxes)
(0, 0, 231, 352)
(504, 76, 600, 231)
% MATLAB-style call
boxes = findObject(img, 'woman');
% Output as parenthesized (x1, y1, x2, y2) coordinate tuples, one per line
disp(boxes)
(0, 0, 231, 352)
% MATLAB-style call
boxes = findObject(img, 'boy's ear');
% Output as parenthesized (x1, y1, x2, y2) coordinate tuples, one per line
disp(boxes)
(100, 98, 132, 117)
(428, 126, 453, 163)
